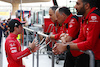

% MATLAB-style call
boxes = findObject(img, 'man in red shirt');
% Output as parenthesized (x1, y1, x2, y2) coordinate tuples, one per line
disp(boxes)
(46, 6, 63, 41)
(45, 6, 63, 51)
(55, 7, 89, 67)
(55, 7, 80, 42)
(5, 18, 40, 67)
(53, 0, 100, 67)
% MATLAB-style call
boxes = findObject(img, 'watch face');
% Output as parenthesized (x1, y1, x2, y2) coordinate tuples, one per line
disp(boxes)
(67, 44, 70, 50)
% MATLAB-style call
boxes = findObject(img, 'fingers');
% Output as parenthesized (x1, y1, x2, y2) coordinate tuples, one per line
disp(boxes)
(60, 33, 65, 38)
(29, 42, 31, 44)
(32, 44, 40, 52)
(32, 40, 38, 46)
(52, 49, 62, 55)
(52, 44, 61, 55)
(36, 44, 41, 48)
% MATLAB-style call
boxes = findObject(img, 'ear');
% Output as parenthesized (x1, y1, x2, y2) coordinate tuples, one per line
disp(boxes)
(85, 3, 90, 10)
(14, 27, 17, 31)
(61, 12, 67, 19)
(62, 12, 66, 16)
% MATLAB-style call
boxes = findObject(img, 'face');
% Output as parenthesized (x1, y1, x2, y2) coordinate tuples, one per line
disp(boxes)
(55, 10, 65, 24)
(74, 0, 86, 15)
(49, 8, 57, 23)
(17, 25, 23, 34)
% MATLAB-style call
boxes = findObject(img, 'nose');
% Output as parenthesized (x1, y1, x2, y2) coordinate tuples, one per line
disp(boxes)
(55, 17, 57, 20)
(50, 16, 52, 19)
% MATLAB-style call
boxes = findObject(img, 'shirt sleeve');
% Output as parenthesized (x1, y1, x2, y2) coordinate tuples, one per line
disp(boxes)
(68, 18, 80, 39)
(77, 14, 100, 51)
(53, 26, 63, 40)
(52, 26, 56, 34)
(6, 40, 31, 61)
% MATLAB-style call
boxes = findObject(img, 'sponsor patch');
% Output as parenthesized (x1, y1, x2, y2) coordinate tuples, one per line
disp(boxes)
(69, 19, 75, 24)
(89, 16, 98, 22)
(69, 24, 73, 28)
(11, 50, 17, 53)
(10, 43, 16, 47)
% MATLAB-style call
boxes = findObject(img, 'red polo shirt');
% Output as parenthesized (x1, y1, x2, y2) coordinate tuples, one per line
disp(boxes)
(72, 7, 100, 60)
(62, 13, 80, 39)
(52, 22, 63, 40)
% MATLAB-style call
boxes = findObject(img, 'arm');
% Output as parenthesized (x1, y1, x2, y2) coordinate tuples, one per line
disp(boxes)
(50, 26, 63, 40)
(6, 39, 39, 61)
(52, 42, 79, 55)
(53, 14, 100, 54)
(60, 18, 80, 43)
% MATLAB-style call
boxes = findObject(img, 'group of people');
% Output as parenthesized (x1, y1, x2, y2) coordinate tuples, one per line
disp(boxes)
(47, 0, 100, 67)
(0, 18, 10, 53)
(4, 0, 100, 67)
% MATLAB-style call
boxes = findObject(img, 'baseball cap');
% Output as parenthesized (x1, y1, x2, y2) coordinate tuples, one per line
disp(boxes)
(8, 18, 22, 28)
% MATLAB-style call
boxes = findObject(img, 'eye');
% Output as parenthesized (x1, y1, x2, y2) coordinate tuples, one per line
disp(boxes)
(76, 2, 79, 5)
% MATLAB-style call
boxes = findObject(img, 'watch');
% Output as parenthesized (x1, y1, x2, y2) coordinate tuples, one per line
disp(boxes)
(67, 44, 70, 51)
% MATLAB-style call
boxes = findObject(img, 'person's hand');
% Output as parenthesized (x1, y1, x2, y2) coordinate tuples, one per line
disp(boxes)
(32, 44, 40, 52)
(60, 33, 66, 38)
(45, 37, 49, 44)
(46, 35, 56, 43)
(24, 22, 28, 26)
(52, 43, 67, 55)
(29, 40, 38, 50)
(60, 33, 66, 43)
(60, 35, 68, 43)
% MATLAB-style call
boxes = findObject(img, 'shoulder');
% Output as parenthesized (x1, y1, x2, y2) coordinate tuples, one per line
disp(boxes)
(88, 13, 100, 24)
(69, 16, 79, 24)
(5, 36, 15, 44)
(71, 15, 79, 22)
(91, 9, 100, 16)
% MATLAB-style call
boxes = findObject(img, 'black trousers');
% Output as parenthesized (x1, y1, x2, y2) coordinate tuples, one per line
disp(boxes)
(64, 51, 89, 67)
(95, 60, 100, 67)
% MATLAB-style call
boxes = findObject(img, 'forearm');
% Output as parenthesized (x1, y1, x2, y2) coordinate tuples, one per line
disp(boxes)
(11, 48, 31, 61)
(66, 42, 79, 50)
(70, 43, 79, 50)
(66, 36, 73, 42)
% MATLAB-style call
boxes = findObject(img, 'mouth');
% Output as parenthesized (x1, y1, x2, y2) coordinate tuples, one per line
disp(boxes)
(76, 9, 78, 13)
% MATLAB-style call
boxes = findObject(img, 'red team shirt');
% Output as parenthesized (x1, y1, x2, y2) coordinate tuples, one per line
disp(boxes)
(62, 13, 80, 39)
(52, 22, 63, 40)
(72, 7, 100, 60)
(52, 13, 80, 40)
(5, 33, 32, 67)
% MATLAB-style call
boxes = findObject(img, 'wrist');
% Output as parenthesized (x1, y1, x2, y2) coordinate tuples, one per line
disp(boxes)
(66, 44, 70, 51)
(28, 47, 33, 53)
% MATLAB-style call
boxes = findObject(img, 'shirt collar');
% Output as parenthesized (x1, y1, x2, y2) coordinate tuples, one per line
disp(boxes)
(84, 7, 97, 20)
(63, 13, 73, 24)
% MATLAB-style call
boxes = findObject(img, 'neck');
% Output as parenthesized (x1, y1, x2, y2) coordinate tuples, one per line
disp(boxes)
(54, 20, 57, 23)
(83, 8, 91, 18)
(12, 31, 18, 35)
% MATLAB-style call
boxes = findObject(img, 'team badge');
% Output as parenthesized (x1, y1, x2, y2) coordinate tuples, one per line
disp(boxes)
(89, 16, 98, 22)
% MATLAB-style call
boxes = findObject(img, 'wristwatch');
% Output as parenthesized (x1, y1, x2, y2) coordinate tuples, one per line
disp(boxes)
(66, 44, 70, 51)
